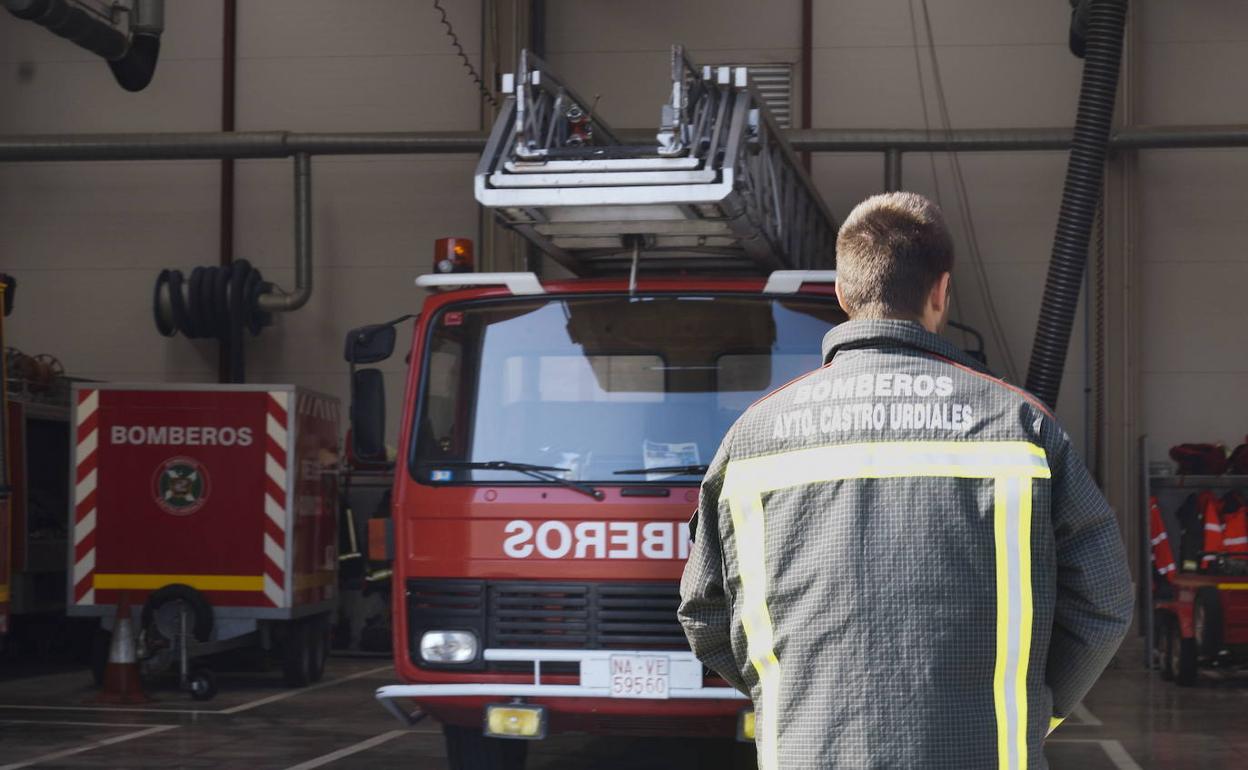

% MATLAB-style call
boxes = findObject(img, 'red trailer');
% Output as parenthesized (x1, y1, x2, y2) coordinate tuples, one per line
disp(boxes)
(68, 384, 340, 696)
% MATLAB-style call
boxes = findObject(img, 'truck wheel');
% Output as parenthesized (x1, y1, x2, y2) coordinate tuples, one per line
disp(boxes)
(1193, 588, 1224, 660)
(443, 724, 528, 770)
(1170, 621, 1198, 687)
(696, 738, 756, 770)
(308, 614, 329, 683)
(1158, 615, 1175, 681)
(282, 618, 313, 687)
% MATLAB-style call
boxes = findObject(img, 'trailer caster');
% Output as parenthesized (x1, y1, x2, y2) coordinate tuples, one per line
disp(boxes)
(188, 668, 217, 701)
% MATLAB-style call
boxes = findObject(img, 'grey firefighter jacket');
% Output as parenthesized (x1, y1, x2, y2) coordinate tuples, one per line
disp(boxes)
(678, 319, 1133, 770)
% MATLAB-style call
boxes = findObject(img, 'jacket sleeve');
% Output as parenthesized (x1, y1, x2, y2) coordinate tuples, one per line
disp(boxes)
(678, 435, 748, 694)
(1045, 432, 1134, 720)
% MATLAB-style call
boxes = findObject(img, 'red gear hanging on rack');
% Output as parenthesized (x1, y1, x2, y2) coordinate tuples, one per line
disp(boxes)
(1149, 495, 1177, 582)
(1221, 491, 1248, 554)
(1201, 492, 1226, 569)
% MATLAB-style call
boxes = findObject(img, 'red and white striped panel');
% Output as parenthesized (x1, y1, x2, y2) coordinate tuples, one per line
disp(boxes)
(73, 389, 99, 605)
(263, 391, 290, 608)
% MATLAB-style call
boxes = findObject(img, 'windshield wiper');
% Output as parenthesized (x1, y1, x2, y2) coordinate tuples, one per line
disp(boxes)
(613, 464, 709, 476)
(423, 460, 604, 501)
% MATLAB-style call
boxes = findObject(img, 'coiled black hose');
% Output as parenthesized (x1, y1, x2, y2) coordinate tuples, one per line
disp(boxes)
(1025, 0, 1127, 408)
(153, 259, 272, 380)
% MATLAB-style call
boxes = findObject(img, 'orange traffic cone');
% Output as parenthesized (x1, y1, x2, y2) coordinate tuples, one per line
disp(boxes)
(95, 592, 150, 704)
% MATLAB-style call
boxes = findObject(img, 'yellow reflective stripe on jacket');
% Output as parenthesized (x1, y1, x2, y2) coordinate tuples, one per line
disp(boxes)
(724, 490, 782, 770)
(1048, 716, 1065, 736)
(720, 440, 1048, 770)
(993, 476, 1035, 770)
(722, 441, 1050, 496)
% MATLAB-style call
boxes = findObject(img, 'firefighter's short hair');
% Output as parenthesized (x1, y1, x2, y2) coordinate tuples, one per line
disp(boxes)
(835, 191, 954, 320)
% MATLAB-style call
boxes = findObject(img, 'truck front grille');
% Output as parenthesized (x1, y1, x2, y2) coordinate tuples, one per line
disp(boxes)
(489, 581, 686, 650)
(405, 579, 689, 673)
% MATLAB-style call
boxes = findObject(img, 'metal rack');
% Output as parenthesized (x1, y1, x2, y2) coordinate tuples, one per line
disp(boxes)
(1138, 434, 1248, 670)
(474, 45, 838, 276)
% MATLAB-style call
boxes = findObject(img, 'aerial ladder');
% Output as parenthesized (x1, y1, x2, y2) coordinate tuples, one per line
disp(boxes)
(475, 45, 838, 278)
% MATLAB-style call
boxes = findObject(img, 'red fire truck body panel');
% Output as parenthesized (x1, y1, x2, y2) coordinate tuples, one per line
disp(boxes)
(383, 277, 844, 737)
(68, 384, 339, 620)
(398, 486, 697, 581)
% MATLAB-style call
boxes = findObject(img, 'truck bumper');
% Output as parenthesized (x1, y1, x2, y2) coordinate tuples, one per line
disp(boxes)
(376, 647, 747, 727)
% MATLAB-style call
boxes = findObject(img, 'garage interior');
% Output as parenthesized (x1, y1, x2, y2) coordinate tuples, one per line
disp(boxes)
(1, 1, 1247, 768)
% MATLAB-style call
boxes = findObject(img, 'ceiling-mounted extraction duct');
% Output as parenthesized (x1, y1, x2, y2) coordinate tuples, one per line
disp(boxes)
(4, 0, 164, 91)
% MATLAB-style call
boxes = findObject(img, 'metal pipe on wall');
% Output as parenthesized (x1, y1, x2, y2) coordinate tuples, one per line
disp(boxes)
(6, 124, 1248, 162)
(218, 0, 237, 381)
(256, 153, 312, 313)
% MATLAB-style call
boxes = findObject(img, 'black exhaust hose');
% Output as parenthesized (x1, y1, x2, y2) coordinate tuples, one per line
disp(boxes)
(108, 33, 160, 92)
(153, 260, 273, 382)
(1024, 0, 1127, 408)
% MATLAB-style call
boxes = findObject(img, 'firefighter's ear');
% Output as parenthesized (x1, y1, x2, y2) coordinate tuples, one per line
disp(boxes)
(923, 272, 953, 333)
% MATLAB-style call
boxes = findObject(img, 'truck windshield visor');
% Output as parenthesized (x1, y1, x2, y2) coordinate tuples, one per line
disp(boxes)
(412, 294, 843, 484)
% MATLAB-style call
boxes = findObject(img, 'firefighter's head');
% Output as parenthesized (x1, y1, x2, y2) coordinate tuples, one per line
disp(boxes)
(834, 191, 954, 333)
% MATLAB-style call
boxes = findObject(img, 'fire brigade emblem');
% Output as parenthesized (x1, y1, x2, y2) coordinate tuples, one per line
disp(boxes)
(152, 457, 209, 516)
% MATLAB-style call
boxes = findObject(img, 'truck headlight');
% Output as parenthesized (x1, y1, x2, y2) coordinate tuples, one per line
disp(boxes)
(419, 630, 479, 663)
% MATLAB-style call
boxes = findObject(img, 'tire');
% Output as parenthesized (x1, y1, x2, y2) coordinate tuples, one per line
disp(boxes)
(1170, 621, 1198, 687)
(141, 584, 214, 643)
(307, 614, 329, 684)
(1158, 615, 1175, 681)
(90, 628, 112, 687)
(696, 738, 756, 770)
(189, 669, 218, 701)
(1193, 588, 1225, 660)
(443, 724, 528, 770)
(282, 618, 313, 687)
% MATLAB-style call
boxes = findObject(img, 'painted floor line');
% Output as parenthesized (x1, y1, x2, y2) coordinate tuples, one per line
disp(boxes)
(0, 665, 392, 717)
(218, 666, 392, 714)
(283, 729, 411, 770)
(1070, 702, 1103, 726)
(0, 724, 177, 770)
(1049, 739, 1142, 770)
(0, 718, 178, 729)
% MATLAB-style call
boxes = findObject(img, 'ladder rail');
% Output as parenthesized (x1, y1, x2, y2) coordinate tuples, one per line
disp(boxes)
(476, 45, 838, 276)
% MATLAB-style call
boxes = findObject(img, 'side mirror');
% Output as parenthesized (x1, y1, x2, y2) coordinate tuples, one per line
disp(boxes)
(350, 368, 387, 464)
(344, 323, 397, 365)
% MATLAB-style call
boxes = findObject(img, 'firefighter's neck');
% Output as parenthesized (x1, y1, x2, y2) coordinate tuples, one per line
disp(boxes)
(917, 273, 952, 334)
(838, 273, 953, 334)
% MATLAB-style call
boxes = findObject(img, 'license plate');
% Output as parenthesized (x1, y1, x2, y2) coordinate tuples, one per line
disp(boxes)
(608, 654, 670, 699)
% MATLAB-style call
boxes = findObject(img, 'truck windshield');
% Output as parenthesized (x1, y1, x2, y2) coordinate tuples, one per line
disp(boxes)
(412, 293, 844, 484)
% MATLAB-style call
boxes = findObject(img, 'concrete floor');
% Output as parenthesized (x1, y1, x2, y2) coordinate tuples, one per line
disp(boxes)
(0, 654, 1244, 769)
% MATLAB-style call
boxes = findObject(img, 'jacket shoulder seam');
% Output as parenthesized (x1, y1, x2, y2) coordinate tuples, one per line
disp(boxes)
(931, 354, 1055, 419)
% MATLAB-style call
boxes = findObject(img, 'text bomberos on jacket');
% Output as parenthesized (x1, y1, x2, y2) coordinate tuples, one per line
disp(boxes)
(776, 372, 976, 439)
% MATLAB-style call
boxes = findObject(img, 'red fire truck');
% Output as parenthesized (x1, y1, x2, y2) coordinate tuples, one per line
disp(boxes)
(359, 49, 845, 767)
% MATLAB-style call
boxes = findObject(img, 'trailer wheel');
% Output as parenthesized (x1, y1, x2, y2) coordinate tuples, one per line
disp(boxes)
(307, 614, 329, 683)
(90, 628, 112, 686)
(141, 584, 213, 643)
(444, 725, 528, 770)
(188, 668, 217, 701)
(1193, 588, 1224, 660)
(1169, 620, 1198, 687)
(282, 618, 313, 687)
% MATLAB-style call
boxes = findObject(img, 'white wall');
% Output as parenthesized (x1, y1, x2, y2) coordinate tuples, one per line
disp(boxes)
(2, 0, 1246, 467)
(1135, 0, 1248, 460)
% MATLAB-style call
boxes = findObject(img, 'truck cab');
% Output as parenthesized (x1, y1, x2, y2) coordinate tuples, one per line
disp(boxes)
(359, 271, 843, 766)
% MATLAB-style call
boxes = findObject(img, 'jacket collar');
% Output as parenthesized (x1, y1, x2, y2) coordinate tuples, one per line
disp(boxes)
(821, 319, 992, 375)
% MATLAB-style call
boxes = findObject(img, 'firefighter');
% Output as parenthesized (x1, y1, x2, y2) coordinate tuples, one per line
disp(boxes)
(679, 192, 1133, 770)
